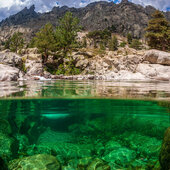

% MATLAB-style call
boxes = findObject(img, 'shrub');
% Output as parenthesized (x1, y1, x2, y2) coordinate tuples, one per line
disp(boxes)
(127, 33, 132, 44)
(130, 39, 142, 50)
(119, 41, 126, 47)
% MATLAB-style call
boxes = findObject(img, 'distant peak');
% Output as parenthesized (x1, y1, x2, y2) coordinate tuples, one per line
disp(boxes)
(121, 0, 129, 4)
(29, 5, 35, 11)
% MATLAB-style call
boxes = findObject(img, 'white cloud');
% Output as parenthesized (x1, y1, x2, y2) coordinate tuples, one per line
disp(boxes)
(0, 0, 169, 21)
(131, 0, 170, 11)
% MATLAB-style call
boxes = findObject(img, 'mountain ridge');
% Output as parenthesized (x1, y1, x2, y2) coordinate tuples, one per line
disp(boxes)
(0, 1, 169, 41)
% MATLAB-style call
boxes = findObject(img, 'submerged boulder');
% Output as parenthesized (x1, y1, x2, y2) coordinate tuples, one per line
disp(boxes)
(103, 147, 136, 167)
(8, 154, 60, 170)
(87, 158, 110, 170)
(159, 127, 170, 170)
(0, 132, 17, 161)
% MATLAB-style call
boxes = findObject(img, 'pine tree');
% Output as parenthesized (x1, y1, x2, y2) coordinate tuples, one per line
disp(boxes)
(9, 32, 24, 53)
(34, 23, 57, 63)
(56, 12, 80, 54)
(109, 36, 118, 51)
(145, 10, 170, 51)
(127, 33, 132, 44)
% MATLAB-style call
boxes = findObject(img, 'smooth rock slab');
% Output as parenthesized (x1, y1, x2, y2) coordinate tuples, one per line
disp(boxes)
(136, 63, 170, 80)
(8, 154, 60, 170)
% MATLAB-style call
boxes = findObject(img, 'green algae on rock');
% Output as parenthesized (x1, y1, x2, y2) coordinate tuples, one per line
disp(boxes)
(0, 132, 18, 161)
(159, 127, 170, 170)
(8, 154, 60, 170)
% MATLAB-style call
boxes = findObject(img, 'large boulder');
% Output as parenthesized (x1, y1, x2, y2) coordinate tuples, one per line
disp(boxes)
(0, 51, 22, 67)
(102, 147, 136, 167)
(0, 132, 17, 161)
(0, 64, 20, 81)
(144, 50, 170, 66)
(159, 127, 170, 170)
(25, 60, 44, 76)
(8, 154, 60, 170)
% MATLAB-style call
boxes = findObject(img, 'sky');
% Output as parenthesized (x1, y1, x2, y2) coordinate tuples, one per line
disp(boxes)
(0, 0, 169, 21)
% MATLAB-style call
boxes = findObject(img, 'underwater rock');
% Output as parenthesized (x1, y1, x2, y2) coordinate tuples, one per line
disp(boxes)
(118, 132, 162, 159)
(64, 157, 110, 170)
(103, 147, 136, 167)
(159, 127, 170, 170)
(66, 157, 93, 169)
(15, 134, 30, 156)
(0, 132, 18, 161)
(26, 141, 92, 164)
(8, 154, 60, 170)
(104, 140, 122, 155)
(87, 158, 111, 170)
(37, 129, 73, 144)
(0, 118, 11, 134)
(19, 115, 46, 144)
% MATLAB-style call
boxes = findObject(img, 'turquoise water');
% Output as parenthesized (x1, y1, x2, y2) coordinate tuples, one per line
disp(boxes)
(0, 81, 170, 169)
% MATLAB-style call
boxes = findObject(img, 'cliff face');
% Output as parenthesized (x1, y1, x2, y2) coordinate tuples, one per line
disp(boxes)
(0, 1, 169, 41)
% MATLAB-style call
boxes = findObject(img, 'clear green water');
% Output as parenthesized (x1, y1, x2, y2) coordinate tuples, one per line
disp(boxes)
(0, 81, 170, 169)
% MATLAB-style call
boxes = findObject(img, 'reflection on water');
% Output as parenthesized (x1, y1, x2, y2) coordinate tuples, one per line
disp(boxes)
(0, 80, 170, 100)
(0, 98, 169, 169)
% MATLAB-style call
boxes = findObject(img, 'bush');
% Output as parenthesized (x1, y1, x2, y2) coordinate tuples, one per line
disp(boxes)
(130, 39, 142, 50)
(127, 33, 132, 44)
(99, 42, 106, 50)
(55, 62, 81, 75)
(119, 41, 126, 47)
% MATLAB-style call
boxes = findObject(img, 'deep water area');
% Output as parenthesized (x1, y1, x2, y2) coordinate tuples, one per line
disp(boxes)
(0, 98, 170, 169)
(0, 80, 170, 169)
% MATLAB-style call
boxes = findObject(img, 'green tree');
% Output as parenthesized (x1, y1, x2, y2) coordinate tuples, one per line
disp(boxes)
(109, 36, 118, 51)
(9, 32, 24, 53)
(34, 23, 57, 63)
(56, 11, 80, 54)
(145, 10, 170, 51)
(87, 29, 111, 48)
(127, 33, 132, 44)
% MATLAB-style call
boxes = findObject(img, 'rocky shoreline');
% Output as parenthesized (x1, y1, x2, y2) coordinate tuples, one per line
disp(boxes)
(0, 47, 170, 82)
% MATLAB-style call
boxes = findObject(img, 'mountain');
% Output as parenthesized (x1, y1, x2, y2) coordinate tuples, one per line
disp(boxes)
(0, 5, 39, 26)
(0, 0, 170, 42)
